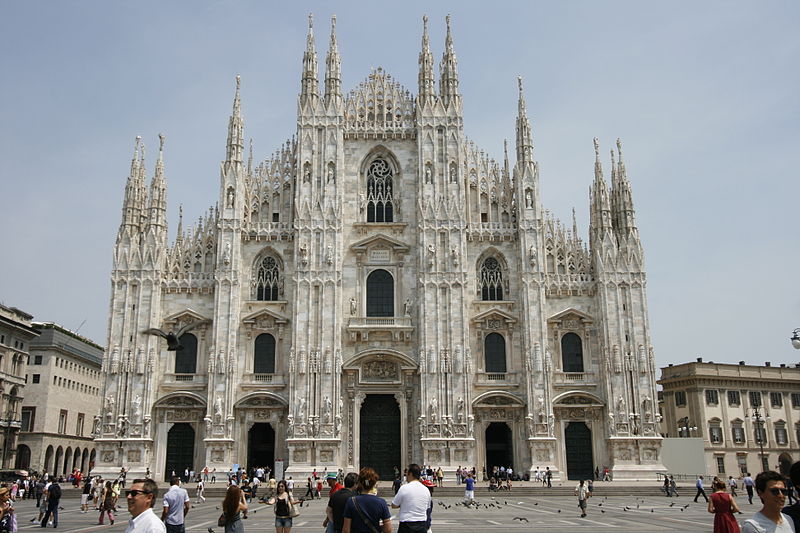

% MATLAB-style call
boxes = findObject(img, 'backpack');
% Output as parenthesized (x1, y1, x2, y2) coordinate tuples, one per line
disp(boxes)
(48, 483, 62, 500)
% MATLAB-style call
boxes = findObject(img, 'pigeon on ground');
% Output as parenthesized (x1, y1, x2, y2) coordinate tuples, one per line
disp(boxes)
(513, 517, 529, 522)
(669, 502, 675, 507)
(683, 504, 690, 509)
(142, 319, 211, 351)
(601, 509, 605, 514)
(208, 528, 215, 533)
(557, 509, 561, 513)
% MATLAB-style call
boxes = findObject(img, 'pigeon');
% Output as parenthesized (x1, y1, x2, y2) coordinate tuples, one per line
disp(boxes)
(557, 509, 561, 513)
(669, 502, 675, 507)
(601, 509, 605, 514)
(216, 506, 220, 510)
(208, 529, 215, 533)
(651, 509, 654, 513)
(534, 502, 538, 506)
(513, 517, 529, 522)
(683, 504, 690, 509)
(142, 319, 211, 351)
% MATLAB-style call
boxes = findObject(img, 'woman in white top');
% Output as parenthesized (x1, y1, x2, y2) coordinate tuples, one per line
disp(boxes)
(742, 471, 795, 533)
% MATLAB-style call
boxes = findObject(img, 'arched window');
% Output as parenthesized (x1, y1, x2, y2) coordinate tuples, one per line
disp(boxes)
(15, 444, 31, 469)
(484, 333, 507, 373)
(561, 333, 584, 373)
(175, 333, 197, 374)
(366, 269, 394, 317)
(366, 158, 394, 223)
(254, 333, 276, 374)
(479, 257, 504, 300)
(254, 256, 281, 301)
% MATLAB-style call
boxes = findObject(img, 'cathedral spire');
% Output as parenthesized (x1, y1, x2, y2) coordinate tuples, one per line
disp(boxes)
(247, 138, 253, 177)
(147, 133, 168, 234)
(120, 136, 143, 233)
(439, 14, 460, 107)
(300, 13, 319, 104)
(225, 75, 244, 164)
(418, 14, 436, 103)
(515, 76, 534, 164)
(175, 204, 184, 244)
(136, 140, 149, 229)
(611, 138, 638, 235)
(503, 139, 510, 178)
(324, 15, 342, 106)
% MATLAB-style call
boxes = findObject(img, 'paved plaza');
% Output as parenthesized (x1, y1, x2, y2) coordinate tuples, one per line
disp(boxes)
(9, 490, 755, 533)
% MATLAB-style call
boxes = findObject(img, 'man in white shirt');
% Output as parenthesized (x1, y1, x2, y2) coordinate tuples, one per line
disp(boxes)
(125, 479, 166, 533)
(161, 477, 190, 533)
(574, 479, 590, 518)
(391, 464, 432, 533)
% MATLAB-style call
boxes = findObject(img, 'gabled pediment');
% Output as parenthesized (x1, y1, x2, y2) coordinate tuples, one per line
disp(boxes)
(471, 307, 517, 325)
(547, 307, 594, 325)
(350, 234, 410, 254)
(242, 307, 289, 326)
(163, 308, 211, 325)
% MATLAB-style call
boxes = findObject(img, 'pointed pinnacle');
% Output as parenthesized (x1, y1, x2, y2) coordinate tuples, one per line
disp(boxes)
(445, 14, 453, 50)
(593, 137, 600, 161)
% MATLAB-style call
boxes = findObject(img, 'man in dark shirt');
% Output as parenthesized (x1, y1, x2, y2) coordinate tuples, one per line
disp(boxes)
(782, 461, 800, 532)
(326, 473, 357, 533)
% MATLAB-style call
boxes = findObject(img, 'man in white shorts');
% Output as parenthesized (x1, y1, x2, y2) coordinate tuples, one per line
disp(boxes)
(464, 473, 475, 503)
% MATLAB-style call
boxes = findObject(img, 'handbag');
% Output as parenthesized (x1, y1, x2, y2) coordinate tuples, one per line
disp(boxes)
(217, 513, 226, 527)
(351, 496, 381, 533)
(288, 501, 300, 518)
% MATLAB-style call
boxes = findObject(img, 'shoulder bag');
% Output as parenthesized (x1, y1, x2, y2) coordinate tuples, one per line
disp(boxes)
(351, 496, 381, 533)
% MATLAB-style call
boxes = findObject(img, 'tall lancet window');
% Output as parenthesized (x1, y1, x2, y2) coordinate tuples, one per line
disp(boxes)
(366, 158, 394, 223)
(479, 257, 504, 301)
(254, 256, 281, 301)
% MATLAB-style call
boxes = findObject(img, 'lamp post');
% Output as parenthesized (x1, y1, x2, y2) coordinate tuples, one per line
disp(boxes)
(750, 407, 769, 472)
(677, 417, 697, 438)
(791, 329, 800, 350)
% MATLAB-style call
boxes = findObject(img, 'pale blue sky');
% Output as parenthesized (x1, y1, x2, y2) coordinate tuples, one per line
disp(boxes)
(1, 1, 798, 366)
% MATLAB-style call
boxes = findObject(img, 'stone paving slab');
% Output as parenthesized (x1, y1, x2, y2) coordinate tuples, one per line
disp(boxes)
(9, 491, 757, 533)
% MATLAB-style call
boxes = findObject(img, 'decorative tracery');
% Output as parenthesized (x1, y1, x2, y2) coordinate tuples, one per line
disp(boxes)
(366, 158, 394, 223)
(479, 257, 504, 300)
(254, 255, 282, 301)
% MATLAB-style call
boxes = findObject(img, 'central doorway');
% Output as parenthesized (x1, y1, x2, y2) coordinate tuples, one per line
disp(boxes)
(359, 395, 400, 480)
(564, 421, 593, 480)
(485, 422, 513, 473)
(165, 423, 195, 481)
(247, 423, 275, 471)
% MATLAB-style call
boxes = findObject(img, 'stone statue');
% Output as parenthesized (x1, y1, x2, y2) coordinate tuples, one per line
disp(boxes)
(418, 416, 426, 437)
(223, 242, 231, 265)
(349, 297, 357, 315)
(204, 417, 213, 434)
(617, 396, 626, 417)
(105, 395, 115, 421)
(526, 414, 535, 437)
(424, 166, 432, 183)
(226, 188, 235, 208)
(547, 413, 555, 437)
(297, 397, 306, 423)
(322, 396, 332, 424)
(428, 398, 438, 424)
(608, 412, 616, 435)
(451, 246, 459, 267)
(325, 245, 333, 265)
(116, 416, 129, 438)
(286, 415, 295, 438)
(456, 397, 465, 423)
(327, 165, 335, 183)
(529, 245, 537, 266)
(91, 415, 101, 437)
(142, 416, 151, 437)
(403, 298, 412, 316)
(467, 415, 474, 437)
(443, 417, 454, 437)
(525, 190, 533, 208)
(131, 394, 142, 423)
(214, 396, 223, 419)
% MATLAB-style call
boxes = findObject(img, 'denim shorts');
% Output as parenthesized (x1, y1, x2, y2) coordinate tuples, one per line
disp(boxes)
(275, 517, 293, 528)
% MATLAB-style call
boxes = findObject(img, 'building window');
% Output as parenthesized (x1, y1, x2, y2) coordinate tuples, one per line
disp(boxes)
(728, 390, 741, 406)
(754, 425, 767, 446)
(706, 390, 719, 405)
(774, 423, 788, 445)
(20, 407, 35, 432)
(484, 332, 507, 373)
(365, 158, 394, 223)
(795, 423, 800, 444)
(479, 257, 504, 301)
(710, 423, 723, 444)
(716, 456, 726, 474)
(761, 456, 770, 473)
(791, 393, 800, 408)
(254, 255, 281, 301)
(366, 269, 394, 317)
(770, 392, 783, 408)
(749, 391, 762, 407)
(254, 333, 276, 374)
(731, 421, 745, 444)
(174, 333, 198, 374)
(32, 374, 40, 384)
(76, 413, 85, 436)
(674, 391, 686, 407)
(560, 333, 584, 373)
(737, 454, 747, 474)
(58, 410, 68, 434)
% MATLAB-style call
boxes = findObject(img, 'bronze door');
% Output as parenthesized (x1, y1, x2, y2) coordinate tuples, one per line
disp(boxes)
(165, 423, 195, 482)
(359, 395, 400, 480)
(565, 421, 593, 480)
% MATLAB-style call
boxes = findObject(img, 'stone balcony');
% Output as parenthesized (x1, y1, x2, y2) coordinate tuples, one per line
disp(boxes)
(552, 371, 597, 386)
(474, 371, 520, 389)
(162, 373, 207, 390)
(241, 373, 286, 390)
(346, 316, 414, 342)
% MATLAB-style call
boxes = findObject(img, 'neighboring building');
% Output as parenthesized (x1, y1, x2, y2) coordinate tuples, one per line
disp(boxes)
(94, 15, 664, 481)
(658, 360, 800, 477)
(18, 322, 103, 475)
(0, 304, 38, 469)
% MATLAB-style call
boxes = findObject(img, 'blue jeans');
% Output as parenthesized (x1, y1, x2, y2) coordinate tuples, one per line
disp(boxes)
(41, 502, 59, 527)
(275, 517, 293, 528)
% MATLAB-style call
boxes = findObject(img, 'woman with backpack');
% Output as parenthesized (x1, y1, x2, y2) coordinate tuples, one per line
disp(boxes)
(342, 468, 391, 533)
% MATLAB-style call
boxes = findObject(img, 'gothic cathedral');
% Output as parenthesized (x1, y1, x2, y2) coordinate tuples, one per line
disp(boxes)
(94, 15, 665, 481)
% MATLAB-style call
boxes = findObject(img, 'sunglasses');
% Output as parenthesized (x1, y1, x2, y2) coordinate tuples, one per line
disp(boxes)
(125, 490, 152, 497)
(768, 488, 789, 496)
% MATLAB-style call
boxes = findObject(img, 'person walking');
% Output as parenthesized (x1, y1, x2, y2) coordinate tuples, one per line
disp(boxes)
(220, 485, 247, 533)
(727, 476, 739, 497)
(161, 477, 190, 533)
(741, 471, 793, 533)
(743, 473, 755, 505)
(391, 463, 431, 533)
(0, 487, 17, 533)
(326, 472, 357, 533)
(196, 479, 206, 504)
(464, 473, 475, 503)
(124, 478, 165, 533)
(575, 480, 590, 518)
(664, 476, 672, 497)
(694, 475, 709, 503)
(99, 481, 117, 525)
(305, 477, 316, 500)
(708, 479, 741, 533)
(546, 467, 553, 488)
(782, 461, 800, 532)
(342, 468, 391, 533)
(40, 480, 61, 528)
(81, 478, 92, 513)
(267, 479, 298, 533)
(670, 475, 679, 497)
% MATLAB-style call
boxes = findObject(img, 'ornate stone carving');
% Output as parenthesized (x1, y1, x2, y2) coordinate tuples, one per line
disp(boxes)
(362, 360, 398, 381)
